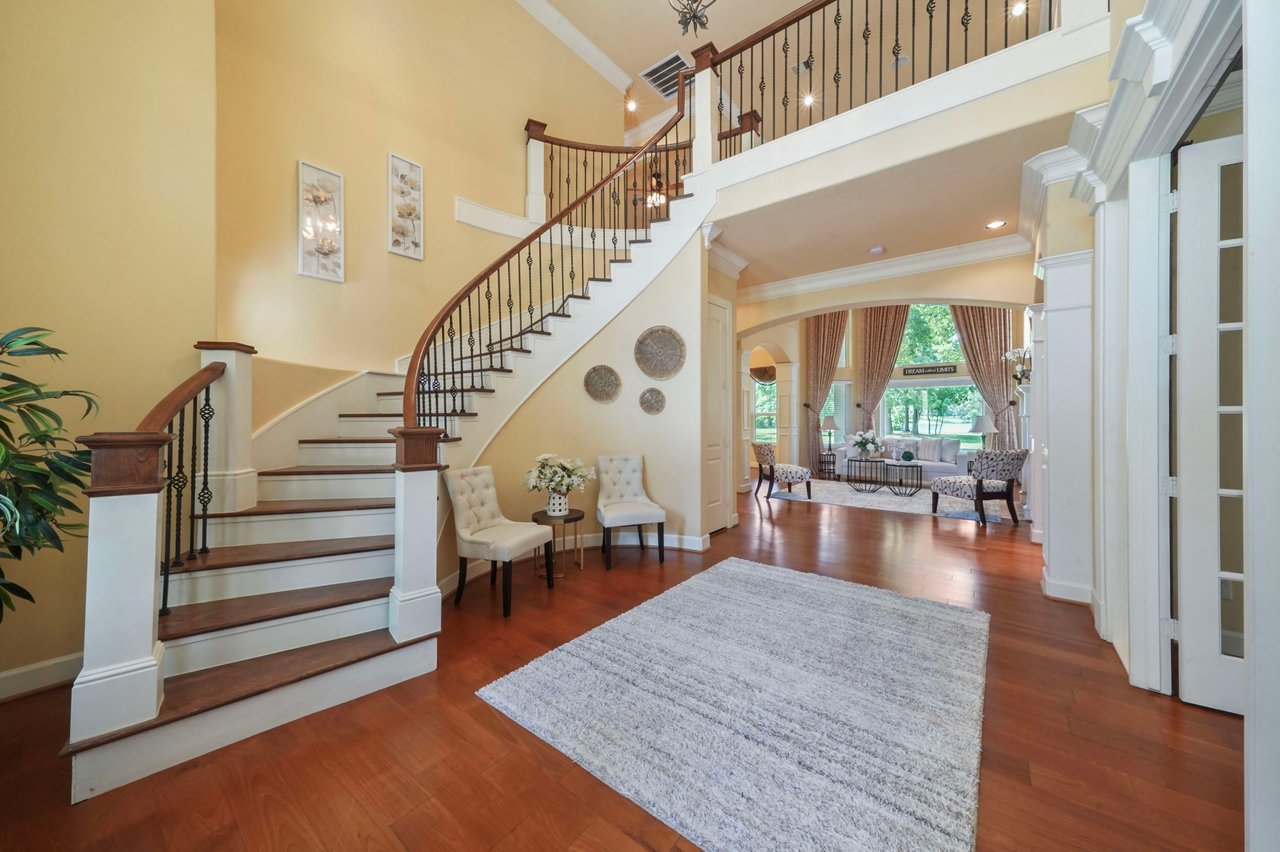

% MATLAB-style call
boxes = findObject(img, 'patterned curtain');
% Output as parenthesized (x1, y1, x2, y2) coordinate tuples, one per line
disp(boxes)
(950, 305, 1017, 451)
(805, 311, 848, 472)
(856, 305, 911, 431)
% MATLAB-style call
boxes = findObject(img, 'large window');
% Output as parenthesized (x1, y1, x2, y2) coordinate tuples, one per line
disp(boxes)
(897, 304, 964, 366)
(820, 381, 851, 443)
(882, 384, 985, 449)
(752, 379, 777, 444)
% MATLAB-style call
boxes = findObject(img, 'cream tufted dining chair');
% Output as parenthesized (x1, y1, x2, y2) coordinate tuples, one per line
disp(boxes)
(596, 455, 666, 570)
(443, 466, 553, 617)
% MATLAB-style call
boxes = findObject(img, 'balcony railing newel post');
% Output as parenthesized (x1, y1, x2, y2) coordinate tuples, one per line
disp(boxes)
(525, 119, 548, 223)
(692, 43, 718, 174)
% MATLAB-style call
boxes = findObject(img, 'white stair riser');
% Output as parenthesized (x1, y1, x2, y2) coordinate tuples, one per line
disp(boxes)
(205, 508, 394, 547)
(377, 395, 403, 414)
(258, 473, 394, 501)
(339, 416, 408, 438)
(71, 638, 437, 802)
(298, 442, 396, 465)
(376, 393, 490, 416)
(162, 597, 389, 677)
(165, 550, 394, 607)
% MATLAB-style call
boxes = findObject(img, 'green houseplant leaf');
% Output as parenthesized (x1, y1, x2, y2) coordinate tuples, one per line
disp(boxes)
(0, 328, 97, 622)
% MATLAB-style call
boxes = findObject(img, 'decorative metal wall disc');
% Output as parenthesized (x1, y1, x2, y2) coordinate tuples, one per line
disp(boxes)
(584, 365, 621, 402)
(639, 387, 666, 414)
(634, 325, 686, 379)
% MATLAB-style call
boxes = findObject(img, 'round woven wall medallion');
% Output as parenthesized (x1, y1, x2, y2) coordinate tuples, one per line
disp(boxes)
(634, 325, 686, 379)
(583, 365, 621, 402)
(639, 387, 666, 414)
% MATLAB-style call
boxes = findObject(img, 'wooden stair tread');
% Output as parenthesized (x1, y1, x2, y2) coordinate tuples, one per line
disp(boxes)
(298, 436, 395, 444)
(377, 388, 494, 397)
(337, 412, 401, 418)
(158, 577, 393, 641)
(202, 498, 394, 518)
(169, 535, 394, 575)
(62, 628, 435, 756)
(259, 465, 395, 476)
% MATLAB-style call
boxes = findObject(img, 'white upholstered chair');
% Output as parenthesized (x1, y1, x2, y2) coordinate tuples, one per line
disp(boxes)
(596, 455, 665, 570)
(443, 466, 554, 617)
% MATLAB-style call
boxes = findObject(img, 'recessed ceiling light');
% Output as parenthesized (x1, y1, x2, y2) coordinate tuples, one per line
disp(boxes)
(984, 220, 1007, 230)
(869, 244, 886, 255)
(626, 99, 638, 112)
(802, 93, 815, 107)
(1011, 1, 1027, 17)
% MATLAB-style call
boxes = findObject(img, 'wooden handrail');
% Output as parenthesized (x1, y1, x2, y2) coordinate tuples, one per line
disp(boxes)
(717, 110, 763, 141)
(402, 70, 694, 426)
(526, 119, 692, 155)
(136, 363, 226, 432)
(710, 0, 837, 63)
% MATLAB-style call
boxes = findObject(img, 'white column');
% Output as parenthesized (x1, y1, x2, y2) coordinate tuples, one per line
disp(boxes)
(1025, 305, 1047, 543)
(526, 137, 546, 223)
(692, 67, 714, 174)
(1094, 200, 1131, 659)
(197, 343, 257, 512)
(774, 361, 799, 465)
(1039, 251, 1095, 607)
(1244, 0, 1280, 842)
(739, 349, 753, 492)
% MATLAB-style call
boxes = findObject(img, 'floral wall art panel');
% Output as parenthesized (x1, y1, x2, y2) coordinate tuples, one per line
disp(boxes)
(297, 160, 344, 282)
(388, 153, 423, 259)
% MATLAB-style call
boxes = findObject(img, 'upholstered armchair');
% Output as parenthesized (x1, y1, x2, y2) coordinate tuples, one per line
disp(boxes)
(930, 449, 1029, 525)
(751, 442, 812, 500)
(596, 455, 665, 570)
(443, 466, 554, 617)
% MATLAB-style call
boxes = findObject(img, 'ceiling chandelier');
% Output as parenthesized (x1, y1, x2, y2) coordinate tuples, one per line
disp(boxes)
(670, 0, 717, 37)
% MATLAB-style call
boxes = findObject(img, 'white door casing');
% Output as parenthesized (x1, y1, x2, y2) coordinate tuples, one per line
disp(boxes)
(1175, 134, 1245, 715)
(703, 295, 734, 534)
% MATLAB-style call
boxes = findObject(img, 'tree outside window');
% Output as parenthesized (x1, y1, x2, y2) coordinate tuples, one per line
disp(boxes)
(752, 379, 777, 444)
(896, 304, 964, 366)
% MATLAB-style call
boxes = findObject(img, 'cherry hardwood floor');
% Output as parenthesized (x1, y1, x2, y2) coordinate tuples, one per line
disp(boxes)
(0, 493, 1243, 850)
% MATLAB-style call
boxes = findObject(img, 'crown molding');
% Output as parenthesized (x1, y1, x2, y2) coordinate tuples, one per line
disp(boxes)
(738, 235, 1030, 304)
(1203, 70, 1242, 116)
(709, 243, 748, 279)
(514, 0, 632, 93)
(1019, 145, 1089, 243)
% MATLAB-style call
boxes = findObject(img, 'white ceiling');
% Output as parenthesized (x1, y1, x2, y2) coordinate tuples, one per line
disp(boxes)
(717, 114, 1073, 287)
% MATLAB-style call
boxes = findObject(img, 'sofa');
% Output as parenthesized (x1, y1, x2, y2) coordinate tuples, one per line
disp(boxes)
(833, 435, 973, 483)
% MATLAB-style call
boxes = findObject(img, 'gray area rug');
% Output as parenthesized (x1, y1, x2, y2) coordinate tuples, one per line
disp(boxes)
(768, 478, 1006, 523)
(478, 558, 991, 851)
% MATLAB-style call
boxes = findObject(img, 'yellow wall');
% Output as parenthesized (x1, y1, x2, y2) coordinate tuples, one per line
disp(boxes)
(215, 0, 625, 373)
(472, 236, 706, 566)
(1038, 181, 1094, 258)
(252, 359, 361, 432)
(0, 1, 218, 675)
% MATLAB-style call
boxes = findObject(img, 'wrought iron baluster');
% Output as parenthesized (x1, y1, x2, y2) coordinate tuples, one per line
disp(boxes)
(963, 0, 971, 64)
(160, 422, 174, 616)
(782, 30, 790, 135)
(187, 396, 198, 560)
(863, 1, 871, 106)
(893, 0, 901, 93)
(170, 406, 187, 568)
(834, 2, 842, 115)
(197, 387, 213, 554)
(928, 0, 936, 78)
(878, 0, 884, 99)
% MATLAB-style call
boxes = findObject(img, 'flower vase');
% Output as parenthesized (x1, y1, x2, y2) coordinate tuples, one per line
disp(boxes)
(858, 448, 871, 460)
(546, 490, 569, 517)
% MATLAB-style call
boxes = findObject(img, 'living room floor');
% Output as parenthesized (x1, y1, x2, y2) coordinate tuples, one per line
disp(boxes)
(0, 493, 1243, 850)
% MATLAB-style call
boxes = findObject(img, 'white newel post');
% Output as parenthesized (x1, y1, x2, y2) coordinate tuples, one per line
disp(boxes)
(196, 342, 257, 513)
(71, 434, 170, 742)
(1039, 252, 1096, 607)
(524, 119, 547, 224)
(691, 45, 717, 175)
(388, 428, 443, 642)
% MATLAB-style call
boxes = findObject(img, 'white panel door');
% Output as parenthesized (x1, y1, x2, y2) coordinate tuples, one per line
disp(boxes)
(1175, 135, 1245, 714)
(703, 296, 733, 534)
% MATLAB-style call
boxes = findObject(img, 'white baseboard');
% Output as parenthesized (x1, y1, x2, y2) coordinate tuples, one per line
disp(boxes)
(1041, 566, 1092, 604)
(0, 652, 82, 702)
(1030, 527, 1044, 544)
(71, 638, 437, 802)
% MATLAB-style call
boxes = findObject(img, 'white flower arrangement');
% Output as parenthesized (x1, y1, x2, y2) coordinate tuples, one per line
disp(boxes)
(851, 430, 885, 454)
(523, 453, 596, 494)
(1004, 347, 1033, 384)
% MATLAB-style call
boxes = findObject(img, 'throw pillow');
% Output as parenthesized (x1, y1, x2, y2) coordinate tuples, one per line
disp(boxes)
(919, 437, 943, 462)
(940, 438, 961, 464)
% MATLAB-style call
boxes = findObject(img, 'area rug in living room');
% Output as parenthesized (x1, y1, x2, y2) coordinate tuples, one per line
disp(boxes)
(477, 558, 991, 851)
(768, 478, 1007, 523)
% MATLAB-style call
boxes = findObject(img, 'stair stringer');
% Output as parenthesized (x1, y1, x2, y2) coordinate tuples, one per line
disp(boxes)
(428, 188, 715, 553)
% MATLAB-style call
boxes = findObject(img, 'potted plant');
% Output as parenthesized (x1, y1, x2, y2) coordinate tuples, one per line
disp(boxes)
(1, 328, 97, 621)
(851, 430, 885, 459)
(523, 454, 595, 517)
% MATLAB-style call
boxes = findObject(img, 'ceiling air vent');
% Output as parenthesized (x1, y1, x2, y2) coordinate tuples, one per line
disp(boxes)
(641, 52, 693, 100)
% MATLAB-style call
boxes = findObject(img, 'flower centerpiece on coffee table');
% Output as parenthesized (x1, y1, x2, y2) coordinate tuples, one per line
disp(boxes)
(523, 454, 596, 517)
(850, 430, 885, 459)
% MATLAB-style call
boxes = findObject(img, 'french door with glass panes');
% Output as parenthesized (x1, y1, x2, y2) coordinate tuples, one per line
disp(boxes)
(1175, 135, 1244, 714)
